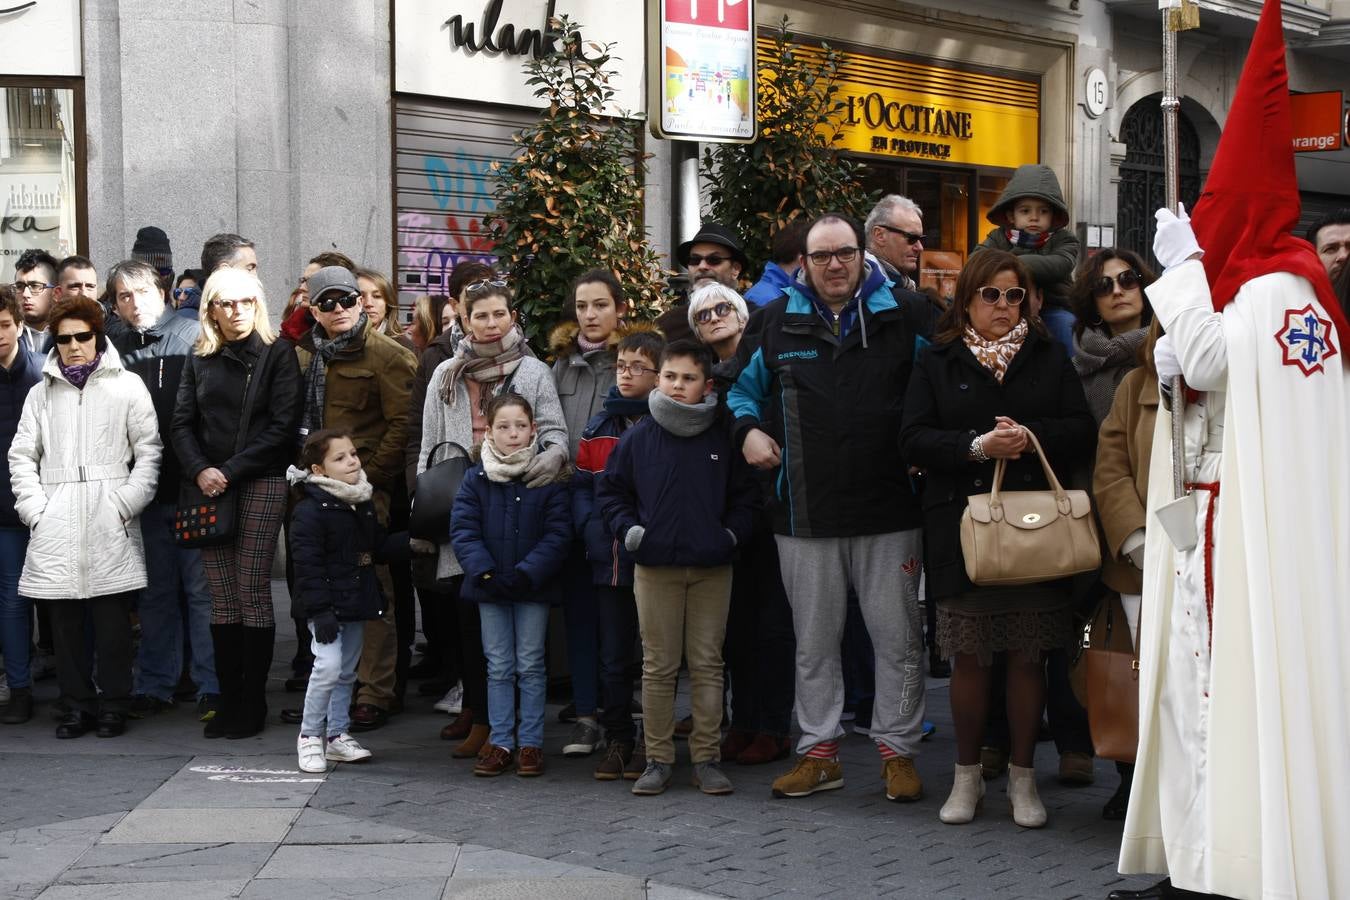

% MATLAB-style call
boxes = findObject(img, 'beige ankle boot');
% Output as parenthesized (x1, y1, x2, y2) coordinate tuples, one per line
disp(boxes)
(939, 763, 985, 824)
(1008, 764, 1047, 828)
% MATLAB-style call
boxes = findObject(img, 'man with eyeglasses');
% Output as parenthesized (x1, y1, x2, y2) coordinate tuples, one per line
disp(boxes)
(293, 266, 416, 733)
(104, 259, 215, 720)
(728, 212, 932, 805)
(866, 195, 926, 292)
(657, 222, 749, 342)
(13, 249, 58, 352)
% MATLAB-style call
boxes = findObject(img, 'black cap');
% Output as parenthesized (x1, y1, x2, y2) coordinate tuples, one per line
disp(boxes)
(676, 222, 748, 269)
(131, 226, 173, 271)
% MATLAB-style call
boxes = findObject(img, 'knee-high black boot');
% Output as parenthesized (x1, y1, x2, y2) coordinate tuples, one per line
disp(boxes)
(227, 625, 275, 739)
(205, 623, 244, 739)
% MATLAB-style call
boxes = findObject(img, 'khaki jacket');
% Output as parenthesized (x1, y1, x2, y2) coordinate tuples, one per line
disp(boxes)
(296, 322, 417, 491)
(1091, 364, 1157, 594)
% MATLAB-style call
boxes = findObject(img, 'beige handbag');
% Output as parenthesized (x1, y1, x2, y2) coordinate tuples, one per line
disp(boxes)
(959, 429, 1101, 586)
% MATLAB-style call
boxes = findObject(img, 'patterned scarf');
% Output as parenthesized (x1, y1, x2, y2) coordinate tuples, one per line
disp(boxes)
(1004, 228, 1052, 250)
(963, 319, 1029, 384)
(58, 352, 103, 390)
(480, 435, 537, 484)
(576, 333, 609, 353)
(440, 325, 527, 412)
(301, 313, 368, 440)
(1073, 325, 1147, 423)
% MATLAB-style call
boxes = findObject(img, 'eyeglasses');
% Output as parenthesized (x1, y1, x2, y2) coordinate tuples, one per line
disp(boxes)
(313, 292, 360, 313)
(975, 286, 1027, 305)
(694, 301, 736, 324)
(806, 247, 860, 267)
(464, 278, 509, 295)
(876, 224, 924, 244)
(53, 331, 95, 345)
(687, 253, 732, 268)
(13, 281, 52, 294)
(210, 297, 256, 313)
(173, 287, 201, 301)
(615, 362, 657, 376)
(1091, 270, 1143, 298)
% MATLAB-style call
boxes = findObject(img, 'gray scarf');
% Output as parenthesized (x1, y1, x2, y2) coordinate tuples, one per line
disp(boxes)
(301, 312, 368, 441)
(285, 465, 374, 505)
(647, 389, 719, 437)
(1073, 325, 1146, 424)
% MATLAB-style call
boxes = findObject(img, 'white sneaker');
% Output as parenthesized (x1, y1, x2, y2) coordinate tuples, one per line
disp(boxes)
(433, 682, 464, 715)
(297, 736, 328, 773)
(325, 732, 373, 763)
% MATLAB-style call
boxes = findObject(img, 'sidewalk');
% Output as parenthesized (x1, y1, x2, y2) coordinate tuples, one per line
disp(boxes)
(0, 581, 1152, 899)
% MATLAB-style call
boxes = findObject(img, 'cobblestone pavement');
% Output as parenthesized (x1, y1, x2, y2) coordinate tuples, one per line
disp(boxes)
(0, 584, 1154, 899)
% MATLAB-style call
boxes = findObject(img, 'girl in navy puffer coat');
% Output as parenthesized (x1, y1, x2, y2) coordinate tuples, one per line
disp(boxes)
(450, 394, 571, 777)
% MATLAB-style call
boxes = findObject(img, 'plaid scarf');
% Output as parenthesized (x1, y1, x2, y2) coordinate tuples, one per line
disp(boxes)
(301, 312, 368, 440)
(440, 325, 527, 414)
(963, 319, 1028, 384)
(1005, 227, 1052, 250)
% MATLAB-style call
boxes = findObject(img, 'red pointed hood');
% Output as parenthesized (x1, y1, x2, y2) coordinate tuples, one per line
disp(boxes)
(1189, 0, 1346, 334)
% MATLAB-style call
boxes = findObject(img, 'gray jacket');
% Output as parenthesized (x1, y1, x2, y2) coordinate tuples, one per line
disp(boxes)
(548, 321, 618, 461)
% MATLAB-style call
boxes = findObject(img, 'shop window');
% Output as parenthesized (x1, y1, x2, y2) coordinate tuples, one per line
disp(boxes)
(0, 83, 81, 280)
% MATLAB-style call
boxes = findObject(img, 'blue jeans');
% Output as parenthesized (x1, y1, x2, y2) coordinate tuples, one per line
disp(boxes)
(301, 620, 365, 737)
(479, 600, 549, 750)
(1041, 306, 1077, 358)
(0, 527, 31, 689)
(136, 502, 216, 699)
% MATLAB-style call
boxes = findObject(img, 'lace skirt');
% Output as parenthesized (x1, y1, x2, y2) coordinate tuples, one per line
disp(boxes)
(936, 585, 1075, 666)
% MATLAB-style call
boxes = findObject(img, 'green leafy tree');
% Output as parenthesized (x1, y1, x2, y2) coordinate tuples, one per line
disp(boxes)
(701, 18, 877, 275)
(486, 17, 668, 348)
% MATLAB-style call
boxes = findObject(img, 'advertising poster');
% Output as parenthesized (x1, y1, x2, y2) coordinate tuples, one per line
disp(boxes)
(652, 0, 755, 142)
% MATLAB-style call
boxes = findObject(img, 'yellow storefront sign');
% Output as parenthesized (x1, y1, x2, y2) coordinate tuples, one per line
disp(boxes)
(759, 41, 1040, 169)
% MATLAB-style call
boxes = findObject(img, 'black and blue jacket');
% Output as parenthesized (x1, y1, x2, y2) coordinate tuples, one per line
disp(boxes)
(571, 387, 648, 587)
(727, 256, 933, 538)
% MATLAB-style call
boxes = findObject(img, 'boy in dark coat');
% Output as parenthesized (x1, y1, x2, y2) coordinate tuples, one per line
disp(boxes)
(598, 340, 759, 797)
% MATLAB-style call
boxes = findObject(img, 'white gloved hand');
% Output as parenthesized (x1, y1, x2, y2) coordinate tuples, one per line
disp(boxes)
(1153, 203, 1204, 269)
(1154, 334, 1182, 385)
(409, 537, 437, 555)
(624, 525, 645, 552)
(522, 443, 568, 488)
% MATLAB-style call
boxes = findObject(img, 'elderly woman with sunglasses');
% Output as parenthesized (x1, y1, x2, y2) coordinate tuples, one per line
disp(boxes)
(8, 296, 162, 739)
(171, 268, 303, 738)
(901, 249, 1095, 829)
(687, 282, 748, 364)
(1069, 250, 1156, 424)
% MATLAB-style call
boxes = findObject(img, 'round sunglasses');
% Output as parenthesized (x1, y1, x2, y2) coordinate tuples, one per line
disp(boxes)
(1091, 270, 1143, 298)
(974, 286, 1026, 305)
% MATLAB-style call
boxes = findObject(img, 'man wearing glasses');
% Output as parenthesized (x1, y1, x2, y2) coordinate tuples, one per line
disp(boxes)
(293, 266, 416, 733)
(866, 195, 926, 292)
(728, 212, 931, 805)
(104, 259, 213, 720)
(13, 249, 58, 352)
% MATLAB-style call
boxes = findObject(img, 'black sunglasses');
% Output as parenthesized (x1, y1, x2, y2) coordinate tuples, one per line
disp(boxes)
(694, 301, 736, 324)
(54, 331, 95, 345)
(1091, 270, 1143, 298)
(876, 223, 924, 244)
(314, 292, 360, 313)
(687, 253, 732, 267)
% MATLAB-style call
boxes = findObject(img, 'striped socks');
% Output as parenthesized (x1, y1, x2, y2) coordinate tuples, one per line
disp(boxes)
(805, 740, 839, 760)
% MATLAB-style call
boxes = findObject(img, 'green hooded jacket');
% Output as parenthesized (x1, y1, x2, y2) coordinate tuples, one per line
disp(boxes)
(973, 164, 1081, 309)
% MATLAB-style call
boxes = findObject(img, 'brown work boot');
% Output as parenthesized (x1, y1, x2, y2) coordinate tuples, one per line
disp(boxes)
(623, 742, 647, 780)
(516, 746, 544, 777)
(440, 707, 474, 741)
(737, 734, 791, 766)
(453, 724, 491, 759)
(771, 756, 844, 798)
(595, 740, 633, 781)
(473, 743, 514, 776)
(883, 756, 923, 801)
(719, 728, 754, 761)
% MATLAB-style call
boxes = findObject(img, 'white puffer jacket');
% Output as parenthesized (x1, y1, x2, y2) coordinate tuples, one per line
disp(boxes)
(8, 347, 162, 599)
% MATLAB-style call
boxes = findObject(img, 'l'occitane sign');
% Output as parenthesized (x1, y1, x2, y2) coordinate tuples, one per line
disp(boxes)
(758, 41, 1040, 169)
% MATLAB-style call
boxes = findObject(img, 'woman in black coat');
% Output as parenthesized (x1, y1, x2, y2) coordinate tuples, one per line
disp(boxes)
(901, 249, 1095, 829)
(171, 268, 303, 739)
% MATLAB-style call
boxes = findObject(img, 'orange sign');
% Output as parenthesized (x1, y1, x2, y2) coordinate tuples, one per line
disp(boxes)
(1291, 91, 1343, 153)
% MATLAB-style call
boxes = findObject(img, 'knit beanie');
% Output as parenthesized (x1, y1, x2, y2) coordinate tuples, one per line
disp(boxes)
(132, 226, 173, 273)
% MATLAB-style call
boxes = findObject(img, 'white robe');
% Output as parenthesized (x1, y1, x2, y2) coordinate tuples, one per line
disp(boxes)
(1119, 260, 1350, 900)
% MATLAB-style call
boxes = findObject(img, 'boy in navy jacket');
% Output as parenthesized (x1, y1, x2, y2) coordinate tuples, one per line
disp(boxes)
(597, 340, 758, 797)
(572, 330, 665, 781)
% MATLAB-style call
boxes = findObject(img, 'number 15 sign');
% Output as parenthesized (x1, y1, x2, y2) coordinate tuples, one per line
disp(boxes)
(648, 0, 757, 142)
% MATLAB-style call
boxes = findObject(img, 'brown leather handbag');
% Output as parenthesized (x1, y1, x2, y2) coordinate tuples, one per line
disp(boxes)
(1081, 595, 1140, 763)
(959, 429, 1102, 586)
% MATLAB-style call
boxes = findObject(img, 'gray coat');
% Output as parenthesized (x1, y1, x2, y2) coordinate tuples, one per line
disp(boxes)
(548, 321, 617, 462)
(417, 355, 567, 580)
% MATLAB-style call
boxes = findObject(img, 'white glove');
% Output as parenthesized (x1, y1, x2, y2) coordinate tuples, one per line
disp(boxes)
(409, 538, 437, 555)
(1153, 203, 1204, 269)
(522, 443, 568, 488)
(1154, 334, 1182, 385)
(624, 525, 645, 552)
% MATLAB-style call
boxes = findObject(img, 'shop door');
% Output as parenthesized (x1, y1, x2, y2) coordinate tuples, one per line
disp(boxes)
(1117, 96, 1200, 264)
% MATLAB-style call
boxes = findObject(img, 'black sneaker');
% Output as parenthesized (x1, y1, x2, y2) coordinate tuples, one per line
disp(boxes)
(562, 720, 601, 757)
(128, 695, 175, 718)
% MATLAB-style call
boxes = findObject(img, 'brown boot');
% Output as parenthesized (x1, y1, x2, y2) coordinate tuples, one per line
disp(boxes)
(440, 707, 474, 741)
(719, 728, 754, 761)
(737, 733, 791, 766)
(452, 724, 491, 759)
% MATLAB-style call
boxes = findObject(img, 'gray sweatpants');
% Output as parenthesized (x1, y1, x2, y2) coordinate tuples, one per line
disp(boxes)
(776, 530, 926, 758)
